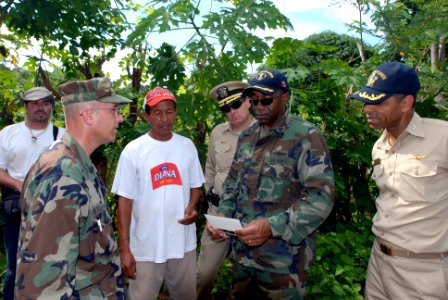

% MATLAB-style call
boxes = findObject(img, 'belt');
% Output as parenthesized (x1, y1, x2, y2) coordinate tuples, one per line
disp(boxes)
(206, 192, 220, 206)
(378, 242, 448, 259)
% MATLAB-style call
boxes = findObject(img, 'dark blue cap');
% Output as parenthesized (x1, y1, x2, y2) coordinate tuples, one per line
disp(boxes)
(242, 69, 290, 97)
(351, 62, 420, 104)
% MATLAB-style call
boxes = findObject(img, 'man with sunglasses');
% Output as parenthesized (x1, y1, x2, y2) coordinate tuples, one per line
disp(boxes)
(208, 69, 335, 299)
(197, 81, 253, 299)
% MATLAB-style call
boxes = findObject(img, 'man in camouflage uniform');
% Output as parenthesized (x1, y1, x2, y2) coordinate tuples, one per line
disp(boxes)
(15, 77, 132, 299)
(208, 69, 335, 299)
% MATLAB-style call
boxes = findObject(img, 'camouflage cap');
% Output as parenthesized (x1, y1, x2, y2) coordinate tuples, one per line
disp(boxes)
(58, 77, 132, 105)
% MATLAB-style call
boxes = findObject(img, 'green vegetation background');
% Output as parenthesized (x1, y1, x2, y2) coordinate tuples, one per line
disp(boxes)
(1, 0, 447, 299)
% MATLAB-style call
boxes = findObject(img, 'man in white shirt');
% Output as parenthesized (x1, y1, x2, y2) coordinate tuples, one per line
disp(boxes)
(0, 87, 64, 300)
(112, 87, 205, 300)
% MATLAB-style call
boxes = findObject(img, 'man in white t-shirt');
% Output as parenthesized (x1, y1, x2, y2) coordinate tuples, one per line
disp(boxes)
(0, 87, 64, 300)
(112, 87, 205, 300)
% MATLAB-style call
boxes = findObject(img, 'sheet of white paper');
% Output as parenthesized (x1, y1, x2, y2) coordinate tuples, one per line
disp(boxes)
(204, 214, 243, 232)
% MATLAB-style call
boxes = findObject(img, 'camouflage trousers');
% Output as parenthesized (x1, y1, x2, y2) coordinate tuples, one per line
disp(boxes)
(228, 262, 307, 300)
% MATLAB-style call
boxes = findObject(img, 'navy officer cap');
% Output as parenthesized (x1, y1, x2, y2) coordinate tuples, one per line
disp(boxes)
(351, 62, 420, 104)
(210, 81, 248, 107)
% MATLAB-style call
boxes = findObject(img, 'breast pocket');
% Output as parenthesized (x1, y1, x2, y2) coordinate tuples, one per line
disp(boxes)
(90, 205, 117, 265)
(258, 159, 294, 206)
(215, 143, 234, 171)
(397, 162, 440, 202)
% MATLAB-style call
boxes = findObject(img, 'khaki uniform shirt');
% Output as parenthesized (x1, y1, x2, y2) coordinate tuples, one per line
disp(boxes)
(371, 113, 448, 253)
(205, 118, 254, 196)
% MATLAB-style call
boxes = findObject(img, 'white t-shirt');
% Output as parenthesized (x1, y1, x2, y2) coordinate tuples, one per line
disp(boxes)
(112, 133, 205, 263)
(0, 121, 64, 181)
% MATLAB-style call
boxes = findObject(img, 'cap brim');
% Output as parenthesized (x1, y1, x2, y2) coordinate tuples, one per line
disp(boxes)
(351, 86, 392, 104)
(99, 94, 132, 104)
(242, 85, 277, 97)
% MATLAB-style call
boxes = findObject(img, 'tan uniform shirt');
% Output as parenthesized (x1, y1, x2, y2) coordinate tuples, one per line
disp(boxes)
(205, 122, 241, 196)
(371, 113, 448, 253)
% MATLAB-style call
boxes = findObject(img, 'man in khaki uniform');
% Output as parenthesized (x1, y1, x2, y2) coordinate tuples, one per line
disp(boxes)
(196, 81, 253, 299)
(352, 62, 448, 299)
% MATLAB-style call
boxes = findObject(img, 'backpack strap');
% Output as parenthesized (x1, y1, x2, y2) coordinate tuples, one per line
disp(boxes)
(52, 125, 58, 141)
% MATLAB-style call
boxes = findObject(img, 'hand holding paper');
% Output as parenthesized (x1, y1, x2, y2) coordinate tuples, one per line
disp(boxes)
(204, 214, 243, 233)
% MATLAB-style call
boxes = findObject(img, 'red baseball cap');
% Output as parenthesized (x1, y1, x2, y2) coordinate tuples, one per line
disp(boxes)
(145, 87, 177, 108)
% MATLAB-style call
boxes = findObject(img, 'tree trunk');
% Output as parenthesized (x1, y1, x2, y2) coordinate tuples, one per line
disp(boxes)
(432, 34, 447, 103)
(357, 42, 366, 62)
(431, 42, 438, 70)
(439, 35, 446, 63)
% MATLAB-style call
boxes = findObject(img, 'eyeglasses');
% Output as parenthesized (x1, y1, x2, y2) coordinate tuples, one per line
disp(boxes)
(220, 98, 245, 113)
(249, 93, 282, 107)
(89, 107, 123, 116)
(249, 97, 275, 107)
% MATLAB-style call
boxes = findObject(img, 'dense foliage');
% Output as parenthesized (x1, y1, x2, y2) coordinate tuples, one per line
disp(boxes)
(1, 0, 447, 298)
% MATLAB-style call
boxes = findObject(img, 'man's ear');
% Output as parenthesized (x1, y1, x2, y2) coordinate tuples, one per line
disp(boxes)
(79, 109, 95, 126)
(401, 95, 414, 112)
(142, 110, 151, 122)
(280, 92, 289, 105)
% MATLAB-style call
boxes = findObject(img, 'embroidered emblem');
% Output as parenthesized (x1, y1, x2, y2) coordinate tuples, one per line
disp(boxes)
(255, 70, 274, 81)
(367, 70, 387, 87)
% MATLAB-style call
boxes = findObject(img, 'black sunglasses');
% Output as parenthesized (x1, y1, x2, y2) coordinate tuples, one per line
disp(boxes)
(249, 97, 275, 106)
(220, 98, 245, 113)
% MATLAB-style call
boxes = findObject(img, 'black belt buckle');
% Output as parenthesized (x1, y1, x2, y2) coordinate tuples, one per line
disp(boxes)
(380, 243, 392, 256)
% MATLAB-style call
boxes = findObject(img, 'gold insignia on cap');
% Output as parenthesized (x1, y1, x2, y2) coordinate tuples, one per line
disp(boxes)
(367, 70, 387, 87)
(252, 85, 274, 93)
(218, 93, 243, 106)
(255, 70, 274, 81)
(358, 92, 387, 101)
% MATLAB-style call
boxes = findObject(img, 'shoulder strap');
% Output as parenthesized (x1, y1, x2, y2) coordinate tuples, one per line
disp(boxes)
(53, 125, 58, 141)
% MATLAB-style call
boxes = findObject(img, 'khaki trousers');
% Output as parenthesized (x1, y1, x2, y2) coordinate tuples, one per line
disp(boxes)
(365, 238, 448, 299)
(196, 203, 231, 300)
(128, 250, 196, 300)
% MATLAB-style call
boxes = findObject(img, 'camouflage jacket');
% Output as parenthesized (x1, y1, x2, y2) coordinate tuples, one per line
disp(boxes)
(218, 111, 335, 274)
(16, 133, 124, 299)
